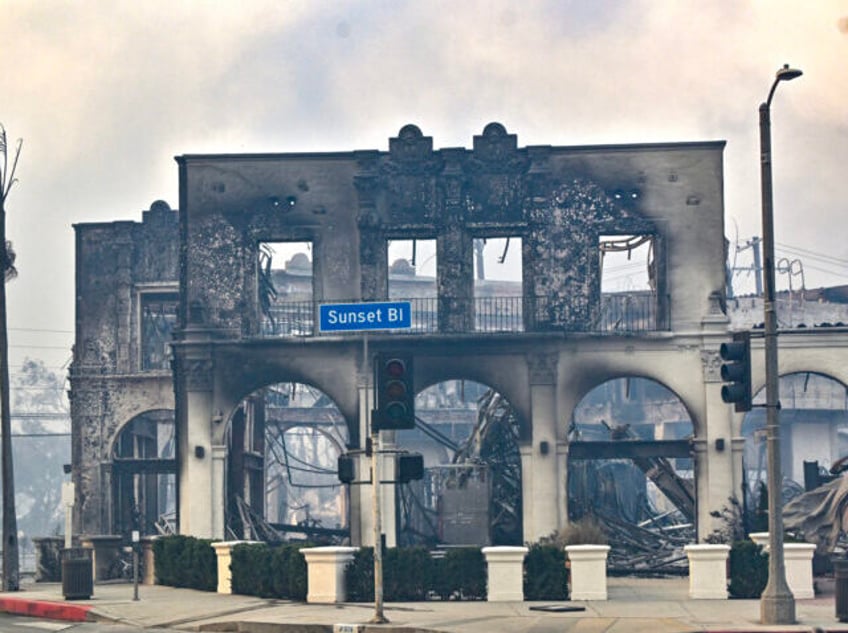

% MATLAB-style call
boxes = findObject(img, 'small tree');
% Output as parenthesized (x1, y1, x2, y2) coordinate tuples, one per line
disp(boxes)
(0, 123, 23, 591)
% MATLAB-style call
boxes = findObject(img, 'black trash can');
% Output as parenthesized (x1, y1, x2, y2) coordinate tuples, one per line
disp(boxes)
(835, 558, 848, 622)
(62, 548, 93, 600)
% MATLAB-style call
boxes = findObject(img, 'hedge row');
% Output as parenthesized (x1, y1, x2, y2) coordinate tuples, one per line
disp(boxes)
(152, 537, 569, 601)
(152, 535, 217, 591)
(346, 547, 487, 601)
(230, 542, 308, 600)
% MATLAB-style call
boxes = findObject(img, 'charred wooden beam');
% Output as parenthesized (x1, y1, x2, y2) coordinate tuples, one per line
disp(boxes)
(568, 439, 691, 460)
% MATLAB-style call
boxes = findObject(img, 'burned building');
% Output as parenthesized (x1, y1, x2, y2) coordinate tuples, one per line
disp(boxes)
(70, 124, 848, 547)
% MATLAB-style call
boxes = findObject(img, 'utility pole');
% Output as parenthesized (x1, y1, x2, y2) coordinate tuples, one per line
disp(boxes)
(0, 123, 22, 592)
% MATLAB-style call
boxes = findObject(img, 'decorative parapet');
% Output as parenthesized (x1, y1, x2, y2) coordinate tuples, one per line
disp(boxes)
(565, 545, 610, 600)
(481, 546, 528, 601)
(300, 546, 360, 604)
(684, 544, 729, 599)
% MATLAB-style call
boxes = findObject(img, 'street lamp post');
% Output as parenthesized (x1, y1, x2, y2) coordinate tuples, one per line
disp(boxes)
(759, 63, 802, 626)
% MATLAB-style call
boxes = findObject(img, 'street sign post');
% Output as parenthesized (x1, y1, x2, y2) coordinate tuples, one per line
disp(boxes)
(319, 301, 411, 333)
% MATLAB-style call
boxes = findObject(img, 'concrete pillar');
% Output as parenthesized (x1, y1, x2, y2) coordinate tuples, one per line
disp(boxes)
(140, 536, 158, 585)
(482, 546, 527, 601)
(566, 545, 610, 600)
(79, 534, 122, 582)
(301, 546, 359, 603)
(684, 544, 729, 599)
(175, 339, 216, 538)
(211, 445, 228, 540)
(525, 353, 560, 542)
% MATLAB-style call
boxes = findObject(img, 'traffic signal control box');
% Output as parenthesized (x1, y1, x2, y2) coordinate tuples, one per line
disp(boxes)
(397, 453, 424, 483)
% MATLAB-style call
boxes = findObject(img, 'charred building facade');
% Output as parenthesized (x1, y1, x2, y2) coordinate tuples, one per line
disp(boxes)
(70, 124, 848, 546)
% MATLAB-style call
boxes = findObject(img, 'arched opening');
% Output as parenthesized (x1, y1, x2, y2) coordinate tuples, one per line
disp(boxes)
(227, 382, 349, 542)
(111, 409, 176, 537)
(569, 377, 695, 568)
(395, 379, 523, 547)
(742, 372, 848, 507)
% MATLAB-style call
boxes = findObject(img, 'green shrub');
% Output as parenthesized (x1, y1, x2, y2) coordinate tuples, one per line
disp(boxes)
(345, 547, 375, 602)
(524, 543, 567, 600)
(231, 543, 273, 597)
(384, 547, 432, 601)
(345, 546, 486, 602)
(432, 548, 486, 600)
(230, 542, 308, 600)
(728, 540, 768, 598)
(153, 535, 216, 591)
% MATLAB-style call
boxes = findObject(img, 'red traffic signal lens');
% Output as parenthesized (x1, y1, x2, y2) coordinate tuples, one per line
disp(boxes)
(385, 358, 406, 378)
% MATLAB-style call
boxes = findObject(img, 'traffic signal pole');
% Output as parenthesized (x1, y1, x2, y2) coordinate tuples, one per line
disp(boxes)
(369, 416, 387, 624)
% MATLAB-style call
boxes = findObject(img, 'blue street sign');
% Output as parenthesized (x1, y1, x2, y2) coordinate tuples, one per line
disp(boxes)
(319, 301, 412, 332)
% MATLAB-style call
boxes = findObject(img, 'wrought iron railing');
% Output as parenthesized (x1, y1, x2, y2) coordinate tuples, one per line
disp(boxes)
(260, 293, 663, 337)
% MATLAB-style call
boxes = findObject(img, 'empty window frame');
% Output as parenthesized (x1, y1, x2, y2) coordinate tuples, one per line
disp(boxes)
(140, 292, 178, 371)
(473, 236, 523, 332)
(259, 241, 313, 335)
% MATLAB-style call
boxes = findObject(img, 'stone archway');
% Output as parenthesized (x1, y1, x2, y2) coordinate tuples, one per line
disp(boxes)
(394, 379, 523, 547)
(569, 376, 695, 566)
(742, 371, 848, 507)
(226, 381, 349, 541)
(110, 409, 176, 537)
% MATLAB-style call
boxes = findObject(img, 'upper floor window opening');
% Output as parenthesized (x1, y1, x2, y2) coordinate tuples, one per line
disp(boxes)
(140, 292, 178, 371)
(474, 236, 523, 332)
(259, 241, 313, 336)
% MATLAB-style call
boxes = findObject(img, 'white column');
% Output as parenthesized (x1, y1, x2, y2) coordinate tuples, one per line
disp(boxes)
(566, 545, 610, 600)
(210, 445, 228, 540)
(301, 546, 359, 603)
(684, 544, 729, 599)
(525, 353, 560, 542)
(482, 546, 528, 602)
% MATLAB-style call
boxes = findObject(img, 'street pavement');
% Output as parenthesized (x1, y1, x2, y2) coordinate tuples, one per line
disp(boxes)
(2, 575, 848, 633)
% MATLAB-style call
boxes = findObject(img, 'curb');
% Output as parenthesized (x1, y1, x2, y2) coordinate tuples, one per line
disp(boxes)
(0, 596, 93, 622)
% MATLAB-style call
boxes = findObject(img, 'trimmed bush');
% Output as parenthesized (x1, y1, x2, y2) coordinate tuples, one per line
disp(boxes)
(524, 543, 567, 600)
(345, 547, 485, 601)
(433, 548, 486, 600)
(153, 535, 216, 591)
(384, 547, 432, 601)
(230, 542, 308, 600)
(345, 547, 375, 602)
(728, 540, 768, 598)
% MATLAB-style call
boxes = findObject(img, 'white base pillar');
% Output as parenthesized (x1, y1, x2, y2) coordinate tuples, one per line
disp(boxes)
(751, 535, 815, 600)
(212, 541, 259, 594)
(301, 546, 359, 604)
(684, 544, 729, 599)
(565, 545, 610, 601)
(482, 546, 528, 602)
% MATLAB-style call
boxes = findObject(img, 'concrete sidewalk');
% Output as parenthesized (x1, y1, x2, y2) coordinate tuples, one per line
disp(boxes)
(2, 576, 848, 633)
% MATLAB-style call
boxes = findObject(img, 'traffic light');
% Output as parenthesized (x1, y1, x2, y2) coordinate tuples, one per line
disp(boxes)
(397, 453, 424, 483)
(374, 352, 415, 431)
(337, 454, 355, 484)
(720, 331, 752, 412)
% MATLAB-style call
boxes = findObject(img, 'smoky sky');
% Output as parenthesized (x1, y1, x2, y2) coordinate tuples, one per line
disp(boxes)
(2, 0, 846, 370)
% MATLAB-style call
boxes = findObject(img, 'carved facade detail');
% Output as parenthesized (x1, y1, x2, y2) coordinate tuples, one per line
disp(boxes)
(527, 353, 559, 385)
